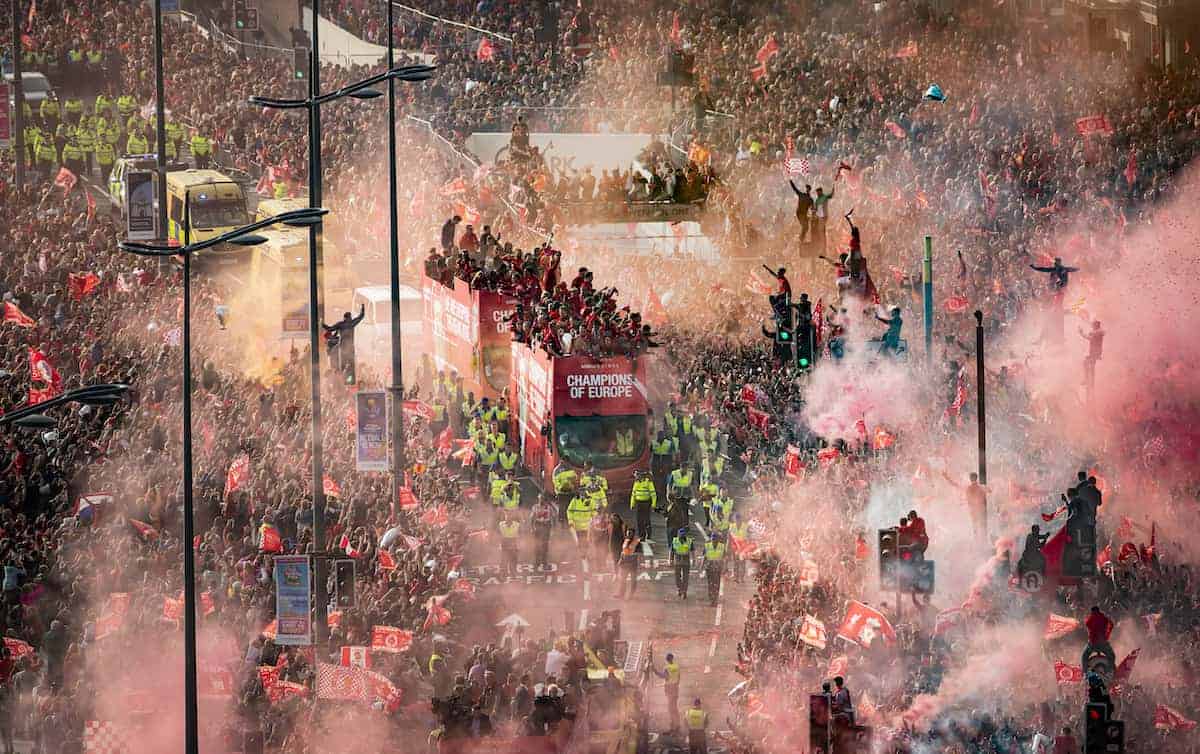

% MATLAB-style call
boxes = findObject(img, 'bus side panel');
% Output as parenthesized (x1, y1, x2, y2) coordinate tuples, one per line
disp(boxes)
(510, 342, 554, 491)
(422, 276, 483, 397)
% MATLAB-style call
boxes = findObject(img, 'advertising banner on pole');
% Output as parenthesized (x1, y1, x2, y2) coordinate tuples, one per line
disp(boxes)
(273, 555, 312, 645)
(355, 391, 388, 471)
(126, 171, 157, 241)
(0, 82, 11, 149)
(281, 263, 309, 337)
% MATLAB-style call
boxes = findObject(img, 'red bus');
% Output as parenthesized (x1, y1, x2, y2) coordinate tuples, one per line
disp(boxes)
(509, 341, 651, 492)
(422, 276, 518, 401)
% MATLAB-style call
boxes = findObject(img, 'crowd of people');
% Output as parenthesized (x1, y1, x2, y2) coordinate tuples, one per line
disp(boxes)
(3, 0, 1200, 752)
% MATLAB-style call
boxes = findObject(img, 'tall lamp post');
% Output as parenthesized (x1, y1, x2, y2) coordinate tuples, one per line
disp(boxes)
(974, 309, 987, 485)
(249, 12, 432, 644)
(385, 0, 407, 509)
(119, 205, 328, 754)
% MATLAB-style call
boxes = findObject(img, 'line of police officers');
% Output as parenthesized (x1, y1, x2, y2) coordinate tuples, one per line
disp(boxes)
(17, 89, 213, 182)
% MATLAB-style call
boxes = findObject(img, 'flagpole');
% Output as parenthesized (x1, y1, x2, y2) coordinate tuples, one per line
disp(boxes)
(922, 236, 933, 364)
(154, 0, 169, 253)
(11, 0, 25, 188)
(974, 310, 987, 486)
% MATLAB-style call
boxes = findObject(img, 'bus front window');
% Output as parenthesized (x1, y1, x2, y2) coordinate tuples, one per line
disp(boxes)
(555, 415, 646, 470)
(190, 198, 248, 229)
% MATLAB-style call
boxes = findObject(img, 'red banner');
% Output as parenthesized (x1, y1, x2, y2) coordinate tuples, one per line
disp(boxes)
(1054, 660, 1083, 684)
(371, 625, 414, 654)
(1075, 115, 1114, 136)
(836, 601, 896, 647)
(1043, 613, 1079, 640)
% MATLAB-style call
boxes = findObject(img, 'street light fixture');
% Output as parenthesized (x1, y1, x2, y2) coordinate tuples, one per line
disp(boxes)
(119, 205, 326, 754)
(0, 383, 131, 427)
(249, 1, 434, 653)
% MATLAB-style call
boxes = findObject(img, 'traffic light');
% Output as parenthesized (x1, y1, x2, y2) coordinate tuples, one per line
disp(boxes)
(233, 0, 249, 29)
(334, 559, 356, 607)
(795, 324, 813, 369)
(1084, 703, 1124, 754)
(908, 560, 936, 594)
(294, 47, 309, 81)
(878, 528, 899, 588)
(775, 326, 793, 345)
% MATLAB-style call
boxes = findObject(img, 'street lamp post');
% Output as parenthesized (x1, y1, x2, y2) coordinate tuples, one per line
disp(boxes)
(974, 309, 987, 485)
(249, 20, 432, 645)
(120, 206, 328, 754)
(9, 0, 25, 188)
(385, 0, 407, 512)
(154, 0, 169, 248)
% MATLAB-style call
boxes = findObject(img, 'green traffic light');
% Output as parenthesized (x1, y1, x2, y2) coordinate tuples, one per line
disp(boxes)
(799, 358, 809, 367)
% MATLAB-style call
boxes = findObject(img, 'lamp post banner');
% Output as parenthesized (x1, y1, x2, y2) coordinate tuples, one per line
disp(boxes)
(273, 556, 312, 646)
(355, 391, 388, 471)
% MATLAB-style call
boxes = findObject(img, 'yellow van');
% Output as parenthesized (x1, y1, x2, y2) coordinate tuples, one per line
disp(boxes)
(166, 169, 249, 249)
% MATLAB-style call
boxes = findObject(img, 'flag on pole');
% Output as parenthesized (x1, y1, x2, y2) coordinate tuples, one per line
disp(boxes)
(836, 601, 897, 647)
(476, 37, 497, 62)
(1043, 613, 1080, 640)
(28, 346, 63, 404)
(67, 272, 101, 301)
(316, 662, 372, 702)
(797, 615, 827, 650)
(1053, 660, 1084, 684)
(1155, 704, 1198, 732)
(755, 35, 780, 64)
(3, 302, 36, 328)
(54, 166, 78, 194)
(224, 453, 251, 499)
(371, 625, 414, 654)
(340, 645, 371, 669)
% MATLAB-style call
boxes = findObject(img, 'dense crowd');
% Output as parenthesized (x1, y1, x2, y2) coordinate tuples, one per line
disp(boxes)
(3, 0, 1200, 753)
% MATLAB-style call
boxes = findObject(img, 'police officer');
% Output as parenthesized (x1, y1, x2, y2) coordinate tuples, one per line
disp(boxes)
(62, 138, 85, 177)
(704, 534, 726, 607)
(667, 462, 695, 511)
(552, 461, 579, 525)
(671, 528, 693, 599)
(40, 97, 60, 133)
(63, 95, 84, 126)
(165, 119, 185, 158)
(126, 128, 149, 156)
(685, 698, 708, 754)
(35, 133, 58, 181)
(190, 132, 213, 169)
(650, 430, 675, 483)
(566, 489, 595, 561)
(696, 475, 718, 527)
(94, 92, 114, 121)
(74, 123, 95, 176)
(651, 653, 682, 733)
(629, 471, 657, 541)
(530, 495, 556, 568)
(498, 511, 520, 577)
(497, 442, 520, 476)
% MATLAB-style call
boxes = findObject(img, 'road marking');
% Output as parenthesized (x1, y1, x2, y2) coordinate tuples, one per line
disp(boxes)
(708, 634, 718, 658)
(715, 602, 723, 626)
(578, 609, 589, 631)
(582, 558, 590, 574)
(583, 579, 591, 602)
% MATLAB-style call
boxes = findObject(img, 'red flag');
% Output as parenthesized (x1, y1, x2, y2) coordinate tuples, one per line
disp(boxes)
(1123, 150, 1138, 185)
(200, 591, 215, 616)
(339, 534, 361, 558)
(643, 288, 668, 327)
(943, 366, 968, 421)
(54, 166, 77, 194)
(452, 579, 476, 598)
(366, 669, 403, 712)
(816, 446, 840, 469)
(1074, 115, 1113, 136)
(402, 535, 424, 552)
(224, 453, 251, 499)
(3, 302, 36, 328)
(371, 625, 414, 654)
(1155, 704, 1198, 732)
(435, 426, 453, 458)
(944, 295, 970, 314)
(1043, 613, 1079, 640)
(968, 102, 979, 125)
(29, 346, 62, 405)
(668, 12, 682, 47)
(836, 601, 896, 647)
(420, 504, 449, 528)
(378, 549, 397, 571)
(746, 407, 770, 433)
(316, 662, 371, 702)
(797, 615, 827, 650)
(884, 120, 907, 139)
(3, 637, 35, 661)
(1117, 542, 1139, 564)
(163, 596, 184, 622)
(322, 475, 341, 499)
(1096, 543, 1111, 569)
(730, 534, 758, 558)
(783, 444, 803, 480)
(130, 519, 158, 540)
(1053, 660, 1084, 684)
(86, 189, 97, 225)
(853, 417, 868, 441)
(893, 41, 918, 59)
(259, 523, 283, 553)
(755, 36, 780, 64)
(854, 534, 870, 561)
(340, 646, 370, 669)
(476, 37, 497, 62)
(1114, 648, 1140, 682)
(67, 272, 101, 301)
(398, 487, 420, 510)
(749, 62, 767, 82)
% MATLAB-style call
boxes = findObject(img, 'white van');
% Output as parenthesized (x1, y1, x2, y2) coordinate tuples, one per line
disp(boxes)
(4, 71, 55, 106)
(350, 285, 423, 366)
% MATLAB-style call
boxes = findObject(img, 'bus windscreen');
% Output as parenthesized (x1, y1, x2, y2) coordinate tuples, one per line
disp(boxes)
(555, 414, 646, 470)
